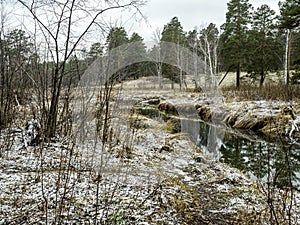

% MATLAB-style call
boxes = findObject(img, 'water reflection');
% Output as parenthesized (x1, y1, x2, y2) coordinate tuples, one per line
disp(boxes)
(181, 118, 224, 159)
(181, 118, 300, 190)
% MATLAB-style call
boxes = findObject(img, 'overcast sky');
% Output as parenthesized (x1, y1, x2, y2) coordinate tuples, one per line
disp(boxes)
(126, 0, 280, 42)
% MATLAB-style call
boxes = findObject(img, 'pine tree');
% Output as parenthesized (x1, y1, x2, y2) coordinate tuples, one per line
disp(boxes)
(161, 17, 185, 45)
(0, 29, 33, 128)
(127, 32, 147, 79)
(186, 29, 200, 87)
(249, 4, 280, 87)
(161, 17, 186, 88)
(105, 27, 129, 81)
(279, 0, 300, 29)
(279, 0, 300, 85)
(128, 32, 147, 60)
(85, 42, 103, 66)
(106, 27, 129, 50)
(220, 0, 253, 88)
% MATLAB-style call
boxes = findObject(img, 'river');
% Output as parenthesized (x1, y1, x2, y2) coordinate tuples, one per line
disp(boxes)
(181, 118, 300, 191)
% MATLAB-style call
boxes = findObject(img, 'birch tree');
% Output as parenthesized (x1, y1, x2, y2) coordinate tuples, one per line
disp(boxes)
(199, 23, 219, 89)
(16, 0, 145, 139)
(151, 27, 163, 88)
(279, 0, 300, 85)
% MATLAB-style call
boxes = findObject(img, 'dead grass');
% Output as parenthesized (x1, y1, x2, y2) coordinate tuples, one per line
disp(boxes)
(222, 83, 300, 102)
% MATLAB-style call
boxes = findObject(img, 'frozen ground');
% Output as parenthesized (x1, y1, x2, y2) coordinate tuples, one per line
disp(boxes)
(0, 118, 271, 224)
(0, 77, 299, 224)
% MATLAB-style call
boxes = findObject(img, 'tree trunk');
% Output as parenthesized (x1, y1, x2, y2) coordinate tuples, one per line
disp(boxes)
(158, 62, 162, 88)
(193, 47, 198, 88)
(285, 29, 292, 86)
(171, 75, 174, 89)
(260, 70, 265, 88)
(218, 65, 232, 86)
(260, 34, 266, 88)
(46, 86, 59, 138)
(46, 67, 63, 139)
(213, 40, 218, 89)
(0, 35, 5, 127)
(236, 62, 240, 89)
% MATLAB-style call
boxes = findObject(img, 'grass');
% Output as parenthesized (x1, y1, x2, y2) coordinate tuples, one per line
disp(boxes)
(221, 82, 300, 101)
(216, 71, 300, 101)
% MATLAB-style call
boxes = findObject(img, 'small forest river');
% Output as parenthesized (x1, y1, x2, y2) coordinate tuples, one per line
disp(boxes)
(180, 118, 300, 191)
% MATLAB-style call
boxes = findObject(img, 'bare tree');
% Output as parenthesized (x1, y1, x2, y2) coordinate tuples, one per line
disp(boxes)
(0, 1, 34, 129)
(16, 0, 145, 139)
(198, 24, 219, 89)
(0, 0, 9, 129)
(151, 27, 163, 88)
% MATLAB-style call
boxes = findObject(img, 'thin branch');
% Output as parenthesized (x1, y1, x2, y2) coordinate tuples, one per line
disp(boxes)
(64, 2, 137, 62)
(17, 0, 56, 41)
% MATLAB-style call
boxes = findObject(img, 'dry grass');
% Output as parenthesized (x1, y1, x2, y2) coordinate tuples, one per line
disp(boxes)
(221, 83, 300, 101)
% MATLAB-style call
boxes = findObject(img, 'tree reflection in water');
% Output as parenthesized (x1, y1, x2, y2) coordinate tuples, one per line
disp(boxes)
(181, 118, 300, 189)
(181, 118, 300, 223)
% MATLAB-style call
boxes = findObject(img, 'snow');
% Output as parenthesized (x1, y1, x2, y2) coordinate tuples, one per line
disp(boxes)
(2, 123, 298, 223)
(1, 77, 299, 224)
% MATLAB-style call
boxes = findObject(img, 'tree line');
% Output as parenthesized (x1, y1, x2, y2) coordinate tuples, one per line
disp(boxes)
(0, 0, 299, 140)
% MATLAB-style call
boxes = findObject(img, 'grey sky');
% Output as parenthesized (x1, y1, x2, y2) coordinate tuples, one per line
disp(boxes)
(128, 0, 280, 41)
(6, 0, 280, 48)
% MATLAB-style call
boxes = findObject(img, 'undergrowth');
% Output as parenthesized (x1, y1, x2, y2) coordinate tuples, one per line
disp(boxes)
(222, 83, 300, 101)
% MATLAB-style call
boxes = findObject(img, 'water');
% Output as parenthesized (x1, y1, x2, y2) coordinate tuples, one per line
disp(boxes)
(181, 118, 300, 191)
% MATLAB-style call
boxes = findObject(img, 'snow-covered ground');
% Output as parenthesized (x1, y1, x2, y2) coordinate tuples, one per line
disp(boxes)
(1, 77, 299, 224)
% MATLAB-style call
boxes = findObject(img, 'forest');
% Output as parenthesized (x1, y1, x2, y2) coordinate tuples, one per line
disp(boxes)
(0, 0, 300, 224)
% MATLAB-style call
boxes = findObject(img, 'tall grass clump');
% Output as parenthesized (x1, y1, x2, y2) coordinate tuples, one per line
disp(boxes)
(222, 83, 300, 101)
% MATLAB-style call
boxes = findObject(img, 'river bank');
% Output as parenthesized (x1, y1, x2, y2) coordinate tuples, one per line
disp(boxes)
(1, 77, 299, 224)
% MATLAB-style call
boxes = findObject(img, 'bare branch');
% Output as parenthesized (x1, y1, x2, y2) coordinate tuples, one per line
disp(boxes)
(17, 0, 56, 41)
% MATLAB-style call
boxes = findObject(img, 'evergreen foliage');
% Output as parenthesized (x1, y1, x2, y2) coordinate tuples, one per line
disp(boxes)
(161, 17, 186, 87)
(247, 4, 282, 86)
(220, 0, 253, 88)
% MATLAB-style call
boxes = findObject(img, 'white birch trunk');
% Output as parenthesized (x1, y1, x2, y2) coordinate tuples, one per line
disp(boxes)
(158, 43, 162, 88)
(205, 38, 214, 88)
(212, 37, 219, 89)
(199, 32, 218, 89)
(284, 29, 290, 85)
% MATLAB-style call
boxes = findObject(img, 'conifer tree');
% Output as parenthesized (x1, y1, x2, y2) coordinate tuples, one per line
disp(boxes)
(161, 17, 186, 88)
(127, 32, 147, 79)
(220, 0, 253, 88)
(106, 27, 129, 50)
(279, 0, 300, 85)
(250, 4, 280, 87)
